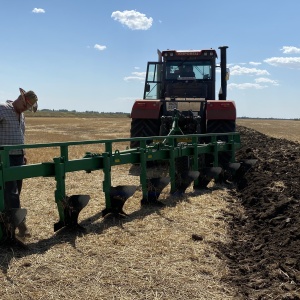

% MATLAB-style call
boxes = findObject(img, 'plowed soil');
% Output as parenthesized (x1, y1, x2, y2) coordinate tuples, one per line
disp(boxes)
(218, 125, 300, 299)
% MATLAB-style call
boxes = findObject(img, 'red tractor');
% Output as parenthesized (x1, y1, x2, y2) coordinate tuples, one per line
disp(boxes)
(130, 46, 235, 144)
(130, 46, 237, 188)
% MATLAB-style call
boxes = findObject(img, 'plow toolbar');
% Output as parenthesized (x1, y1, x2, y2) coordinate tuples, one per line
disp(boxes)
(0, 132, 242, 244)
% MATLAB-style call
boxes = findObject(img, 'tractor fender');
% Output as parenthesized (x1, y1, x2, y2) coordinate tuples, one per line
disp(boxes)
(206, 100, 236, 120)
(130, 100, 162, 119)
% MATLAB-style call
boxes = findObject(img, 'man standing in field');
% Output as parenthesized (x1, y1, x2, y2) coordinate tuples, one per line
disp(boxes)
(0, 88, 38, 237)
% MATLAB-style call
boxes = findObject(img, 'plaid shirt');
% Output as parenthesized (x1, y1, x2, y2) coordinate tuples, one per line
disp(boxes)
(0, 100, 25, 155)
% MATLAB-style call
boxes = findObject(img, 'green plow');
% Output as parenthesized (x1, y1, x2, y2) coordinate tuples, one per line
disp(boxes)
(0, 123, 242, 244)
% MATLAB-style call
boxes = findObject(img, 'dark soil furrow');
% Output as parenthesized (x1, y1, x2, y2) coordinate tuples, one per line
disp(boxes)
(218, 125, 300, 299)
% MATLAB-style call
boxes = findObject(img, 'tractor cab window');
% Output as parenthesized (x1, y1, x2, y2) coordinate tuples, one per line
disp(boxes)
(166, 61, 212, 80)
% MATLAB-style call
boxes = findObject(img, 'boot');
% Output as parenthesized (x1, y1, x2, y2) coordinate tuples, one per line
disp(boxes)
(17, 220, 31, 238)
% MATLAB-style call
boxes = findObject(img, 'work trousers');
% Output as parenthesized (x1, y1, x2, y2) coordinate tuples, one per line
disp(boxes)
(4, 155, 25, 210)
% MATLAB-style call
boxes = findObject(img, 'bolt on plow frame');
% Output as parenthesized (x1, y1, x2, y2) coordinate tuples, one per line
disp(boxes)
(0, 117, 246, 245)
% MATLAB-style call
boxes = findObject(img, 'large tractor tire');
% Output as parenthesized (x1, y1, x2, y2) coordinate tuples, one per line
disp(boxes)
(206, 120, 236, 141)
(206, 120, 236, 166)
(206, 119, 236, 176)
(193, 120, 236, 189)
(130, 118, 161, 148)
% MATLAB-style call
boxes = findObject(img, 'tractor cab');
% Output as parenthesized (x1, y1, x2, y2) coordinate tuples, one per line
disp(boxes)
(143, 49, 218, 102)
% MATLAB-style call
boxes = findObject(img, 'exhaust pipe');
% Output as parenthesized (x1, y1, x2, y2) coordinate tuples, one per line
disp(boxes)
(218, 46, 228, 100)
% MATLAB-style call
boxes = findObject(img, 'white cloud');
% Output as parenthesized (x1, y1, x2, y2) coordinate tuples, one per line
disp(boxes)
(281, 46, 300, 54)
(228, 83, 267, 90)
(132, 72, 145, 77)
(32, 8, 45, 13)
(230, 65, 270, 76)
(264, 57, 300, 68)
(124, 76, 145, 81)
(111, 10, 153, 30)
(255, 77, 279, 85)
(134, 67, 140, 70)
(124, 71, 146, 81)
(94, 44, 106, 51)
(249, 61, 261, 66)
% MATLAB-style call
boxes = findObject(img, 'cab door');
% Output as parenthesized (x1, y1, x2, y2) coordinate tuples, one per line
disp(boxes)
(143, 62, 163, 100)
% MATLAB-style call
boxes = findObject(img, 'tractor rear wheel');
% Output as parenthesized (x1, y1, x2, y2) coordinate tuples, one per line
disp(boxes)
(130, 118, 161, 148)
(206, 119, 236, 171)
(206, 120, 236, 141)
(193, 120, 236, 189)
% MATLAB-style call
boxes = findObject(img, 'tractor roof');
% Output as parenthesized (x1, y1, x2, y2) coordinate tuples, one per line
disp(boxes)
(161, 49, 218, 58)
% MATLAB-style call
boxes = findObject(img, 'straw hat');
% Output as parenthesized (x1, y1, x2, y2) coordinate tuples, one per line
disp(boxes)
(19, 88, 38, 112)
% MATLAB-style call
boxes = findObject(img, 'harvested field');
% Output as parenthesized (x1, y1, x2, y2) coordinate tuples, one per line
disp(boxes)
(0, 117, 299, 299)
(237, 119, 300, 143)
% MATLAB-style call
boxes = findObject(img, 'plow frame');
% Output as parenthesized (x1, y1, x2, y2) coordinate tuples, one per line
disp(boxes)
(0, 132, 241, 241)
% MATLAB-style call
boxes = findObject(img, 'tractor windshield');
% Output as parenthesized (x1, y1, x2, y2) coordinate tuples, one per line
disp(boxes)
(165, 61, 212, 80)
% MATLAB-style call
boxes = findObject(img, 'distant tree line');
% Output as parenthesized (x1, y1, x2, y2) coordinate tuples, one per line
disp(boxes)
(40, 109, 129, 115)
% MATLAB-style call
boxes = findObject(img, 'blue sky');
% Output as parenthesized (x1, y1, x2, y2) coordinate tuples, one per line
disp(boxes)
(1, 1, 300, 119)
